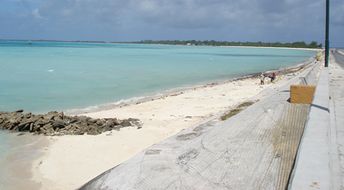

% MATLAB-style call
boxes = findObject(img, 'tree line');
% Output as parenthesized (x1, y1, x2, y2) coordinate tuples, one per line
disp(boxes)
(133, 40, 322, 49)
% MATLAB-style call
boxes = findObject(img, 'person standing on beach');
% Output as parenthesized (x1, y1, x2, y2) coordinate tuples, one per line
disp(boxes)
(270, 72, 276, 82)
(260, 73, 265, 85)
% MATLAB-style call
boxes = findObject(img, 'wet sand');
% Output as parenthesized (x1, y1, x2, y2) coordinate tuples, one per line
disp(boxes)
(0, 132, 48, 190)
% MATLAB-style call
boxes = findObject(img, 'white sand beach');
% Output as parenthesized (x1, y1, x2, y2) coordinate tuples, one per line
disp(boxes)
(31, 60, 316, 190)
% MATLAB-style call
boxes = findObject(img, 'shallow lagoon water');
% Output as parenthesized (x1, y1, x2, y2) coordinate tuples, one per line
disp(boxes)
(0, 41, 315, 113)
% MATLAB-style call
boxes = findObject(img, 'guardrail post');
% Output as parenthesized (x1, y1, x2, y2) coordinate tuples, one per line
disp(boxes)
(325, 0, 330, 67)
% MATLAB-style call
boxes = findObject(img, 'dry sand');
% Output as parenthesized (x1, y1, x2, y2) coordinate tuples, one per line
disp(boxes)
(31, 62, 314, 190)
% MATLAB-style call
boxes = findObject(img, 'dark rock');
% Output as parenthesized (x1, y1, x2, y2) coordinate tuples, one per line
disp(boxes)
(52, 120, 66, 129)
(120, 120, 131, 127)
(79, 116, 88, 121)
(104, 120, 115, 128)
(24, 113, 32, 118)
(18, 121, 32, 131)
(67, 117, 78, 124)
(96, 119, 104, 126)
(88, 119, 97, 124)
(0, 110, 141, 136)
(44, 112, 57, 120)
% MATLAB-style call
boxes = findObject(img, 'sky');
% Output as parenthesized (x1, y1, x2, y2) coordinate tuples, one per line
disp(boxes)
(0, 0, 343, 46)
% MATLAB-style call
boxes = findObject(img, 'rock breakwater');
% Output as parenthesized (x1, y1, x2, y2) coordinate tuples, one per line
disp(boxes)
(0, 110, 141, 136)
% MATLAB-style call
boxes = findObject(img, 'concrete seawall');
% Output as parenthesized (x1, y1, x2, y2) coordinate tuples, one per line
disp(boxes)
(80, 62, 321, 190)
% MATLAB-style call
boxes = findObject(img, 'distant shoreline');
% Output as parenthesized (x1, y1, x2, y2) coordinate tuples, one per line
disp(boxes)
(0, 39, 322, 50)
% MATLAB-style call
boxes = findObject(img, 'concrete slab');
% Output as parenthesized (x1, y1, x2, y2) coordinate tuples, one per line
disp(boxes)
(329, 51, 344, 189)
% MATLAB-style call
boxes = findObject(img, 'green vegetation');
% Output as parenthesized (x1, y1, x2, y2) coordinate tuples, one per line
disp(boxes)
(134, 40, 322, 49)
(220, 101, 256, 121)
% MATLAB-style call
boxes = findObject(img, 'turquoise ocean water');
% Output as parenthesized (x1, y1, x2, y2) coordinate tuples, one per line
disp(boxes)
(0, 41, 315, 186)
(0, 40, 315, 113)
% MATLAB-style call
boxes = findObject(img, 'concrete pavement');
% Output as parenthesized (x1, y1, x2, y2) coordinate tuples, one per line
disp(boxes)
(329, 50, 344, 189)
(288, 50, 344, 190)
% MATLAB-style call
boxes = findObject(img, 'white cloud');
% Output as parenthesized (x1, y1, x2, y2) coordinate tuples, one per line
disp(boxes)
(138, 0, 158, 12)
(32, 8, 43, 19)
